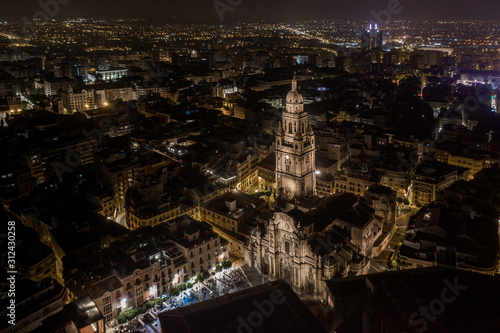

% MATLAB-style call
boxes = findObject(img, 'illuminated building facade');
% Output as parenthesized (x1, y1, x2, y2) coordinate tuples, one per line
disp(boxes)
(275, 77, 316, 199)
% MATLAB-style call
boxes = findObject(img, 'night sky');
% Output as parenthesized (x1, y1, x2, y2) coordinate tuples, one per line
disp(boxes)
(0, 0, 499, 24)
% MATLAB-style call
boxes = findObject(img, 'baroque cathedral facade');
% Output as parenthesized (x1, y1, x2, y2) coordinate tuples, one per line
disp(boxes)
(245, 77, 372, 299)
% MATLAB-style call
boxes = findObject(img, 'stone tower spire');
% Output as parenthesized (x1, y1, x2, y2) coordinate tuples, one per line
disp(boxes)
(275, 77, 316, 199)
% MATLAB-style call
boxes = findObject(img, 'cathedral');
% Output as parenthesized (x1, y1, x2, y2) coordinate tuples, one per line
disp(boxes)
(245, 77, 374, 299)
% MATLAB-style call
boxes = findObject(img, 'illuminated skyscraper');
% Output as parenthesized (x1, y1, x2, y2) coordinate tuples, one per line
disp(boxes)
(361, 24, 383, 50)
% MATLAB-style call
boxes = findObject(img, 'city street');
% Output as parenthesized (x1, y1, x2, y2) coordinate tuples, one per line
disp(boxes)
(371, 208, 417, 271)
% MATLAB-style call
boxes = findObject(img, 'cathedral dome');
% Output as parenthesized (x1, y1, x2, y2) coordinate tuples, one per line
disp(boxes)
(286, 89, 303, 104)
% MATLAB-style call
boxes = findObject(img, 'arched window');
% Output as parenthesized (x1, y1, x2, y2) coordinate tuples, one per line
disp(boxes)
(289, 123, 292, 133)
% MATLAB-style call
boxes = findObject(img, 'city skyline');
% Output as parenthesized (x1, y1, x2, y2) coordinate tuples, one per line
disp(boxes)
(1, 1, 500, 332)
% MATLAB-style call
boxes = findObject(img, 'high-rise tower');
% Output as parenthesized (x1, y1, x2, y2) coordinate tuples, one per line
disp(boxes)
(275, 76, 316, 199)
(361, 24, 383, 50)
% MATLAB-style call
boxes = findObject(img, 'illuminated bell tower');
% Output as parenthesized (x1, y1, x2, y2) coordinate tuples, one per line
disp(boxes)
(275, 76, 316, 199)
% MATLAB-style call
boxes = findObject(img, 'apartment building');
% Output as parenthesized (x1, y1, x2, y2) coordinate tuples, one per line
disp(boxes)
(65, 217, 228, 323)
(0, 279, 67, 333)
(94, 84, 134, 107)
(411, 161, 468, 205)
(62, 86, 95, 112)
(334, 171, 376, 197)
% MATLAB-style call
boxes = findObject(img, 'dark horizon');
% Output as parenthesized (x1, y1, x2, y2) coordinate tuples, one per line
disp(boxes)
(0, 0, 499, 24)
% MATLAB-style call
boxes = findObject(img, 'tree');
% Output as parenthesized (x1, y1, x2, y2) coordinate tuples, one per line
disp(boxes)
(170, 287, 180, 297)
(403, 198, 410, 205)
(221, 259, 231, 270)
(122, 308, 138, 321)
(117, 312, 127, 324)
(195, 273, 204, 283)
(396, 197, 403, 204)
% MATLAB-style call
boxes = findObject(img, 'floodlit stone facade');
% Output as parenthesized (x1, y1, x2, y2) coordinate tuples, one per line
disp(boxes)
(275, 77, 316, 199)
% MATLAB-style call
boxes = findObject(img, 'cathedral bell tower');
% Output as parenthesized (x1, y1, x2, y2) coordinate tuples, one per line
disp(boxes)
(275, 76, 316, 199)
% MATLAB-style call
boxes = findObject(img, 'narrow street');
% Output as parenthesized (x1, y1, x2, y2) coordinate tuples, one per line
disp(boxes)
(371, 207, 418, 271)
